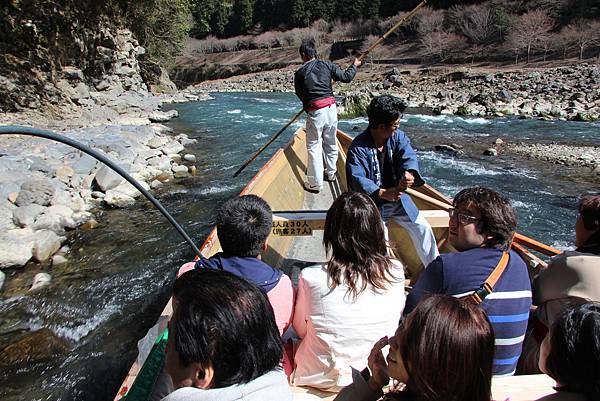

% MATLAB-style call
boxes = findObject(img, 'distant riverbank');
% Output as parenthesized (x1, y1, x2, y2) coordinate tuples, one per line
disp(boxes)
(190, 62, 600, 122)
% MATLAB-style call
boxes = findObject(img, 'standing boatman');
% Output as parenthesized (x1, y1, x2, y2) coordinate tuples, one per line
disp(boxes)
(294, 38, 361, 193)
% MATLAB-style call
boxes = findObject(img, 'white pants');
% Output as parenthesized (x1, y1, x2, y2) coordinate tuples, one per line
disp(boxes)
(380, 203, 439, 268)
(305, 104, 338, 187)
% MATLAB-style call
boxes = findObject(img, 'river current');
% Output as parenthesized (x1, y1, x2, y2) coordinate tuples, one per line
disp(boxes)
(0, 92, 598, 400)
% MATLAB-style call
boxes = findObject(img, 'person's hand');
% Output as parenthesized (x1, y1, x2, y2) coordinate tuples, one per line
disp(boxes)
(397, 171, 415, 191)
(379, 187, 400, 202)
(353, 58, 362, 67)
(367, 336, 390, 391)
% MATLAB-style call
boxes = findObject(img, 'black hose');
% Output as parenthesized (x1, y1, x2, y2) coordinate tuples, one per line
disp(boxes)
(0, 125, 201, 256)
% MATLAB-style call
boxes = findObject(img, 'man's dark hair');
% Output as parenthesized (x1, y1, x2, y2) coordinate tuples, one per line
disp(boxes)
(299, 38, 317, 59)
(367, 95, 407, 129)
(171, 269, 283, 388)
(453, 186, 517, 250)
(545, 302, 600, 401)
(216, 195, 272, 257)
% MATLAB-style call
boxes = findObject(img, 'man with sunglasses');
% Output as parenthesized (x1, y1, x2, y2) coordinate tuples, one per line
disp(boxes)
(404, 186, 532, 377)
(346, 95, 439, 272)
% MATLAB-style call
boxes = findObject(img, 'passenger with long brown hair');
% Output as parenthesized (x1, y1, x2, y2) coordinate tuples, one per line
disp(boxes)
(291, 192, 405, 390)
(335, 295, 494, 401)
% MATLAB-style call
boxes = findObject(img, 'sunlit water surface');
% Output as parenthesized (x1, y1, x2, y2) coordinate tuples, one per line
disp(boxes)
(1, 92, 598, 400)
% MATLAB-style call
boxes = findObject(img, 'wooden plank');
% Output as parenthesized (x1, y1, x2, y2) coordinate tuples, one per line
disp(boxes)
(290, 374, 556, 401)
(271, 210, 449, 237)
(492, 374, 556, 401)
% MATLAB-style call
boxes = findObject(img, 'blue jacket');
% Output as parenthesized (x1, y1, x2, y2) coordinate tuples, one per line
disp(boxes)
(195, 252, 282, 293)
(346, 129, 424, 221)
(405, 248, 532, 376)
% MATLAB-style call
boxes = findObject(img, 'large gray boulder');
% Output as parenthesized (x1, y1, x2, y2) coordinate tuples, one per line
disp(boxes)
(31, 230, 63, 262)
(13, 204, 46, 227)
(15, 179, 55, 206)
(94, 164, 125, 191)
(104, 190, 136, 208)
(162, 141, 184, 155)
(0, 229, 34, 268)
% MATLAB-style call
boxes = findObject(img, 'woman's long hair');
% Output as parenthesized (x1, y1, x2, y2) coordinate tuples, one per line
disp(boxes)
(391, 295, 494, 401)
(323, 192, 398, 300)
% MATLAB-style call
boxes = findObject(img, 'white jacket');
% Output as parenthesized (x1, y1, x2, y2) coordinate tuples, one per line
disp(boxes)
(161, 369, 292, 401)
(291, 261, 405, 390)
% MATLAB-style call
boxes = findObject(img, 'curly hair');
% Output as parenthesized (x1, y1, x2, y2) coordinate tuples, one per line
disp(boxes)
(367, 95, 407, 129)
(453, 186, 517, 250)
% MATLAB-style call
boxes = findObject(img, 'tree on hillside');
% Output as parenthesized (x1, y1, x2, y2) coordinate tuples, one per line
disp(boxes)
(227, 0, 255, 36)
(449, 4, 496, 44)
(336, 0, 366, 21)
(562, 19, 600, 59)
(291, 0, 311, 27)
(254, 0, 292, 30)
(306, 0, 336, 23)
(363, 0, 381, 20)
(127, 0, 194, 64)
(505, 10, 554, 63)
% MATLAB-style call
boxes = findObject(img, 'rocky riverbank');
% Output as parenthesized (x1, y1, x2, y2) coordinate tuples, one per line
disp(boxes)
(0, 28, 210, 290)
(190, 62, 600, 122)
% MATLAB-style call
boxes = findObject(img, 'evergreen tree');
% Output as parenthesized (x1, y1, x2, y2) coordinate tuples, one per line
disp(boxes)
(211, 1, 233, 36)
(363, 0, 380, 19)
(336, 0, 365, 21)
(228, 0, 255, 35)
(291, 0, 311, 27)
(306, 0, 335, 22)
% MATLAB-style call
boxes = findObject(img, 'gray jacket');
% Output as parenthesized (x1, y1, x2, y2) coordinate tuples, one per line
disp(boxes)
(160, 369, 292, 401)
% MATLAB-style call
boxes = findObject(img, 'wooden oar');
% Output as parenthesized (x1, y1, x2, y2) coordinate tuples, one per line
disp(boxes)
(233, 0, 428, 177)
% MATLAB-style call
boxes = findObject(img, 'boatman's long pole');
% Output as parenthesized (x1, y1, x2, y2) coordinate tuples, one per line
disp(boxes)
(233, 0, 428, 178)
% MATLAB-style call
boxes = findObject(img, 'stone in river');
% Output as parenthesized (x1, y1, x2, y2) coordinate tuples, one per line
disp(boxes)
(172, 164, 189, 178)
(30, 272, 52, 290)
(183, 154, 196, 162)
(483, 148, 498, 156)
(104, 190, 136, 208)
(31, 230, 63, 262)
(0, 270, 5, 291)
(52, 254, 68, 267)
(0, 328, 68, 369)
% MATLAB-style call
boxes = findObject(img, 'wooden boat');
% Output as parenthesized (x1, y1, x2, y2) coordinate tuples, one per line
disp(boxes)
(115, 127, 561, 401)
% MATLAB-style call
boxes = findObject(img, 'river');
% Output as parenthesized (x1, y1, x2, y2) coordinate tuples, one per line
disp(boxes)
(0, 92, 598, 400)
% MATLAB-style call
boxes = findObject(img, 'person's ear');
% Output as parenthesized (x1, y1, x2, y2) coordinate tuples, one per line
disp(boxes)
(262, 238, 269, 253)
(192, 364, 214, 389)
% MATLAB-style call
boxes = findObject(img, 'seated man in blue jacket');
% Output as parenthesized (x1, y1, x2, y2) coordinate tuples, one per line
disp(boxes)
(405, 187, 532, 376)
(346, 95, 439, 269)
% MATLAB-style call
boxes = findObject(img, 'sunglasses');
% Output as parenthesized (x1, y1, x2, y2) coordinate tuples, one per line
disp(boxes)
(448, 208, 480, 226)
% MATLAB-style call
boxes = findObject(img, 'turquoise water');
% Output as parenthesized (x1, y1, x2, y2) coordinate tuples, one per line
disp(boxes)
(1, 91, 598, 401)
(168, 91, 600, 250)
